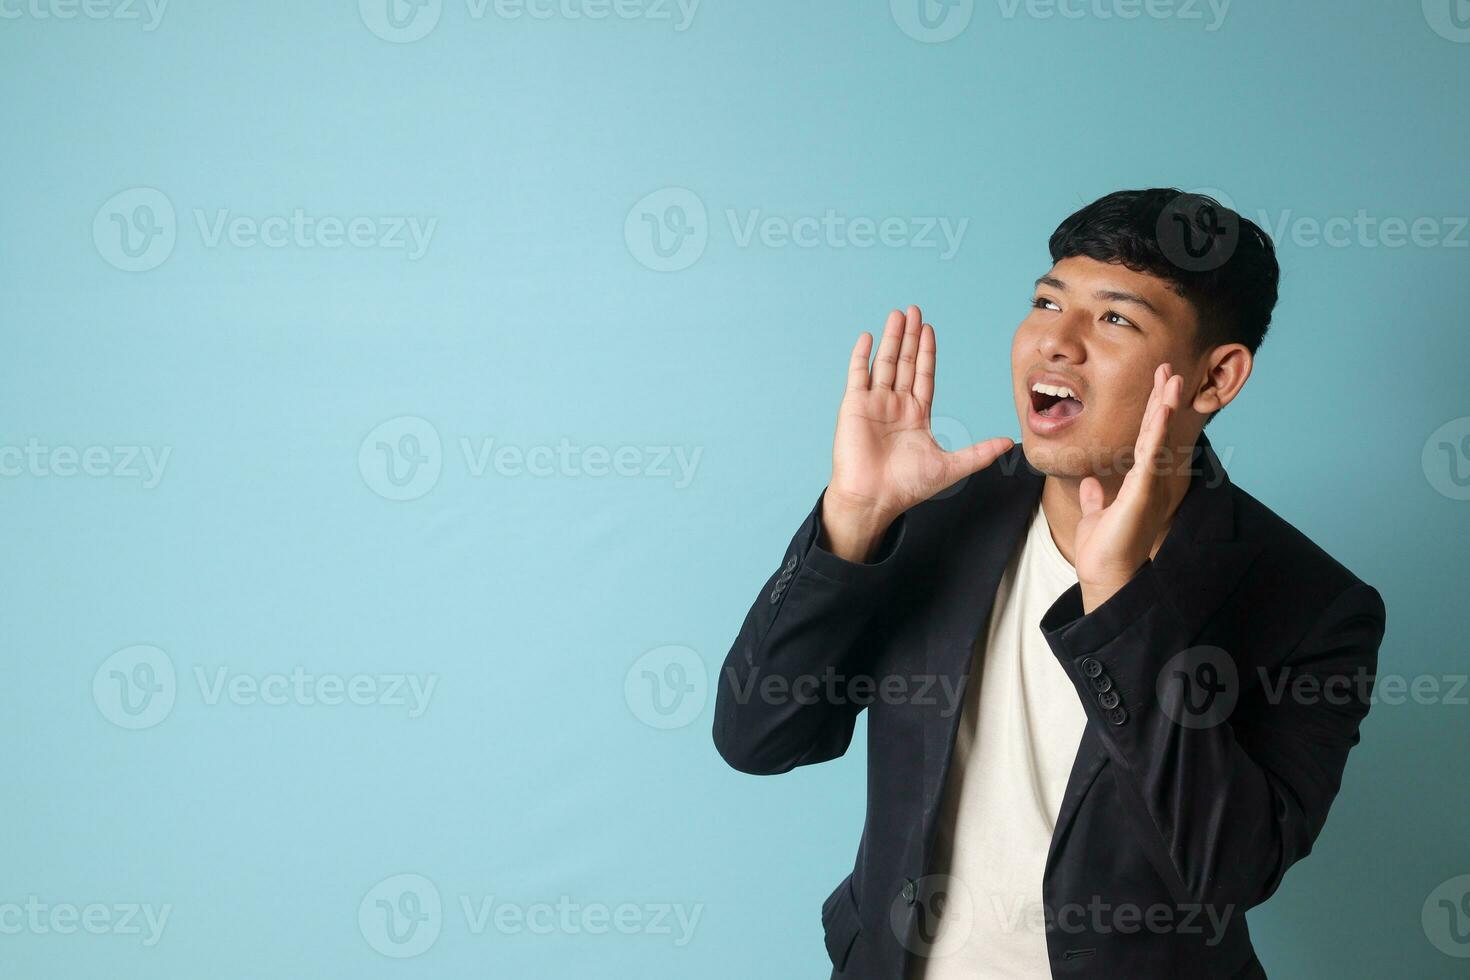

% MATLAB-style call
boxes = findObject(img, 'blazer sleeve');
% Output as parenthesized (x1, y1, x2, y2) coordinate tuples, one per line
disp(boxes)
(1039, 566, 1387, 911)
(712, 487, 908, 775)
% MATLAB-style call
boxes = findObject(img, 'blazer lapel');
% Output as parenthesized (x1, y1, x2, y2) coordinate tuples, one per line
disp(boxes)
(921, 447, 1045, 818)
(1045, 431, 1265, 870)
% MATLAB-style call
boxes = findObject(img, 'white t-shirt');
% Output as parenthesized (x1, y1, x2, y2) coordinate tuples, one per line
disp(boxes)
(915, 500, 1086, 979)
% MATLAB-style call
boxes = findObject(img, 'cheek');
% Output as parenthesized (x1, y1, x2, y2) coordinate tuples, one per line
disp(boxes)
(1097, 378, 1152, 433)
(1009, 321, 1034, 366)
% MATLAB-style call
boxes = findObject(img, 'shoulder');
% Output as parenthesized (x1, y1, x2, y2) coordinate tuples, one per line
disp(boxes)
(1229, 482, 1386, 624)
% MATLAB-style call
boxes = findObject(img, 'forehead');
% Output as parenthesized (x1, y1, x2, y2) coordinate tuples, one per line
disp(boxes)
(1046, 252, 1181, 299)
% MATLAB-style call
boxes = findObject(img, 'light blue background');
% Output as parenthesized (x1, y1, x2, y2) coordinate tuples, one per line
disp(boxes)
(3, 0, 1468, 976)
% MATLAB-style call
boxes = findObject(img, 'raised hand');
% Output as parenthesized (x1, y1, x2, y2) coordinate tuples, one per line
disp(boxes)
(1074, 363, 1186, 612)
(821, 305, 1015, 562)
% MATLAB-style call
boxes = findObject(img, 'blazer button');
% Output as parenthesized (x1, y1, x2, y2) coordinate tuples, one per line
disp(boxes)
(1080, 657, 1103, 679)
(1107, 706, 1128, 726)
(1090, 673, 1113, 693)
(901, 879, 917, 905)
(1098, 690, 1120, 710)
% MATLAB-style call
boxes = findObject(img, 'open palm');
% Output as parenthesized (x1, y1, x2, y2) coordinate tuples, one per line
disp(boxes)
(828, 305, 1014, 525)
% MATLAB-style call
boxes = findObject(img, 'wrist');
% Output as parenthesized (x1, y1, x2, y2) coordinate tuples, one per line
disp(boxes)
(1079, 581, 1123, 616)
(1078, 566, 1142, 615)
(819, 492, 894, 563)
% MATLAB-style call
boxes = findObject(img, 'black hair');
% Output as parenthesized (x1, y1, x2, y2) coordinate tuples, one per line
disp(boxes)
(1047, 188, 1279, 358)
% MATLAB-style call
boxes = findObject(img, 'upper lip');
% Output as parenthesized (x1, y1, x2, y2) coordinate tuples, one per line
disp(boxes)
(1026, 370, 1086, 404)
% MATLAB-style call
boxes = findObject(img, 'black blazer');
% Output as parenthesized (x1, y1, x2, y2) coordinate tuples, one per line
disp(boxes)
(713, 432, 1386, 979)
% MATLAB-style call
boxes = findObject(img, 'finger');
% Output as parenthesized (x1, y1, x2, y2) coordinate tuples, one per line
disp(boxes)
(1133, 364, 1170, 449)
(871, 310, 905, 389)
(1166, 372, 1184, 409)
(913, 322, 937, 406)
(1124, 364, 1176, 495)
(1079, 475, 1106, 518)
(893, 305, 923, 394)
(942, 435, 1015, 483)
(1139, 363, 1167, 430)
(1143, 368, 1182, 444)
(846, 332, 874, 391)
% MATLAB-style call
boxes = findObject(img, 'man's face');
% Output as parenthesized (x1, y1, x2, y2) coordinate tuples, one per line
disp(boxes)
(1010, 255, 1203, 479)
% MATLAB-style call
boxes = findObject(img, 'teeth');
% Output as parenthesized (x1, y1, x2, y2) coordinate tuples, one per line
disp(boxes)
(1031, 382, 1078, 400)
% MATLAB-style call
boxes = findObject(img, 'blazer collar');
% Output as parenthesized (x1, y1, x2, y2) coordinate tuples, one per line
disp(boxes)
(1140, 430, 1263, 642)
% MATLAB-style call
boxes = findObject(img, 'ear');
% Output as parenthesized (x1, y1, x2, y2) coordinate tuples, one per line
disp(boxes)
(1192, 343, 1252, 415)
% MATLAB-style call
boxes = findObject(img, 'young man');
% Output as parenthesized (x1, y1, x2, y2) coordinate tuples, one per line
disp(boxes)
(712, 189, 1386, 979)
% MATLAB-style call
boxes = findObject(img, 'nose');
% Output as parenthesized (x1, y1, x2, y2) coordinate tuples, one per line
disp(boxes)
(1035, 308, 1086, 363)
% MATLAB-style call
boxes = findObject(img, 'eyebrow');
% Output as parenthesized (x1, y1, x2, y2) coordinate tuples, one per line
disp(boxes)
(1034, 275, 1161, 317)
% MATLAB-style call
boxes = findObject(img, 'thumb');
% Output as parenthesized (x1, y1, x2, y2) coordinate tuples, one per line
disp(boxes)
(1079, 475, 1106, 518)
(943, 436, 1015, 483)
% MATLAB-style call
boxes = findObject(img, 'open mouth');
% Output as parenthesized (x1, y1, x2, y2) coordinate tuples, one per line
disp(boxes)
(1029, 382, 1085, 420)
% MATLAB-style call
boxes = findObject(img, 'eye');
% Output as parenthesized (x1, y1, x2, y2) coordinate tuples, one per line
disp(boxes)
(1032, 296, 1060, 312)
(1102, 310, 1136, 328)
